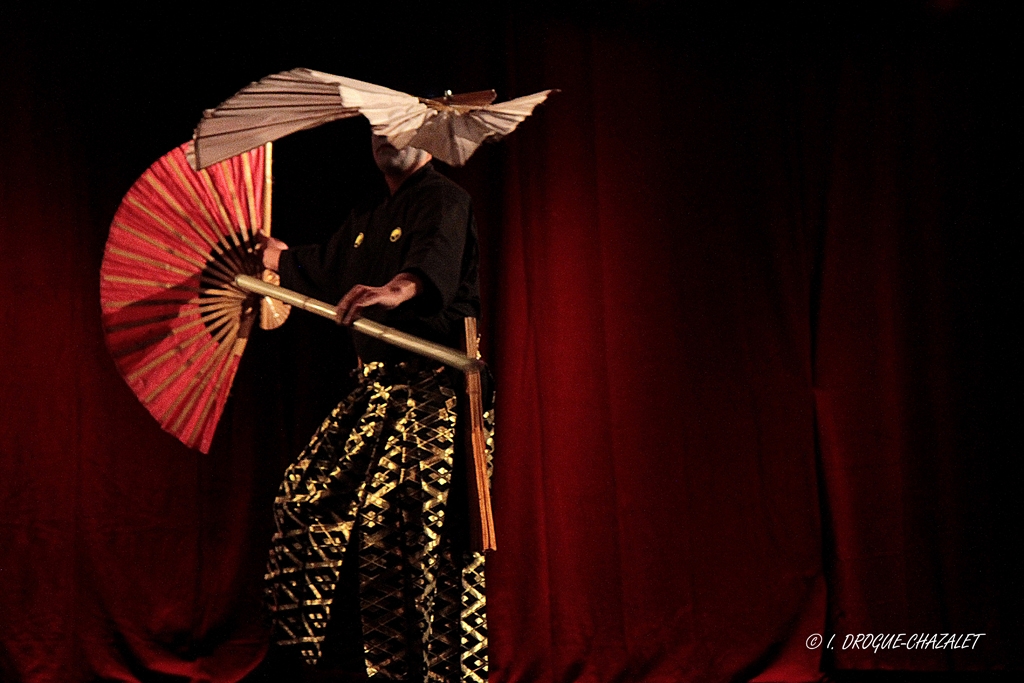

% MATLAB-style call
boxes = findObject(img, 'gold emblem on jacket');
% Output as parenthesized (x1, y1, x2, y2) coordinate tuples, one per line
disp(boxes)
(390, 227, 402, 242)
(354, 232, 364, 248)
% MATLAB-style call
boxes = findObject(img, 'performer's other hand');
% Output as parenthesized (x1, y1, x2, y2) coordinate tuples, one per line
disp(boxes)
(336, 273, 423, 326)
(258, 234, 289, 271)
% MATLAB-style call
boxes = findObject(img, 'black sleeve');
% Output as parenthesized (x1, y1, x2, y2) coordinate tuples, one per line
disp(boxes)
(399, 184, 470, 314)
(277, 215, 353, 304)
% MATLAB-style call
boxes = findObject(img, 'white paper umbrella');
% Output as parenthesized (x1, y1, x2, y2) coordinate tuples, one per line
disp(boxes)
(191, 68, 555, 169)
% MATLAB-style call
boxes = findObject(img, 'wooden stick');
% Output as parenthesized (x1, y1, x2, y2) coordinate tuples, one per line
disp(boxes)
(463, 317, 497, 552)
(263, 142, 273, 236)
(233, 275, 483, 373)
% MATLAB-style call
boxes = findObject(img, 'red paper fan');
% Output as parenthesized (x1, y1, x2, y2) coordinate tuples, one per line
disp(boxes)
(100, 143, 268, 452)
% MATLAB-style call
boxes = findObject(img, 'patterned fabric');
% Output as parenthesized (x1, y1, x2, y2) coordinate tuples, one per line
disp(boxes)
(265, 361, 489, 681)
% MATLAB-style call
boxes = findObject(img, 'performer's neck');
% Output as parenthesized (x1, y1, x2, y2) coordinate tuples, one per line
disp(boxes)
(384, 158, 430, 195)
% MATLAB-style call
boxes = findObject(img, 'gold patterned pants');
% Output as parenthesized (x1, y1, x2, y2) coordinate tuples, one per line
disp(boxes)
(265, 362, 488, 682)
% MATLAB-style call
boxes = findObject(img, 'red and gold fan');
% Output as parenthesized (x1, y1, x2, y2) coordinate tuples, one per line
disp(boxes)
(100, 142, 290, 452)
(101, 141, 478, 454)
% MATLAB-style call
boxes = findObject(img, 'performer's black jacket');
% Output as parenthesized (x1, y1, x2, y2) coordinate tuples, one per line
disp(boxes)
(278, 163, 480, 364)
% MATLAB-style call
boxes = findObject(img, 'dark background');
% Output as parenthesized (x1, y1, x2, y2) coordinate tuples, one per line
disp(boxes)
(0, 2, 1018, 682)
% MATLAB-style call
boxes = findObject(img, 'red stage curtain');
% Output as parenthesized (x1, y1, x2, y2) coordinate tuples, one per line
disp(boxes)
(483, 8, 1014, 682)
(0, 5, 1015, 683)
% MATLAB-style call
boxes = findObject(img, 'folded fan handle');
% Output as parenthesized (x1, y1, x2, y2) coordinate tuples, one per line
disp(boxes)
(463, 317, 497, 552)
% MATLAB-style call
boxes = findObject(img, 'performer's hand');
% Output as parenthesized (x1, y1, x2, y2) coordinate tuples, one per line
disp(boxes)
(335, 273, 423, 326)
(258, 235, 288, 271)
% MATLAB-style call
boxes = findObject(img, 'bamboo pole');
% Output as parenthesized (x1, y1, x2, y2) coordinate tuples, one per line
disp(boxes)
(234, 274, 483, 373)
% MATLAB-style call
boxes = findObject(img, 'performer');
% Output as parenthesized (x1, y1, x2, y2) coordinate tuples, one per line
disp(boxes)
(261, 134, 489, 682)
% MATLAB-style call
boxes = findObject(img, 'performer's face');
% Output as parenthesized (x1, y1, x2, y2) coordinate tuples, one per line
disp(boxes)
(372, 135, 430, 174)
